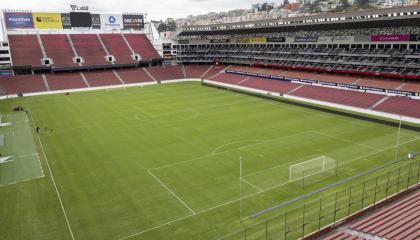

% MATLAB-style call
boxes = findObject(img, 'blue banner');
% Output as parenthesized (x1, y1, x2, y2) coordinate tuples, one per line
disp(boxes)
(4, 12, 34, 29)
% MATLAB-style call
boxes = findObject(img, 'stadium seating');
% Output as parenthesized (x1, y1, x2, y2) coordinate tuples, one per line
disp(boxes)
(45, 72, 87, 90)
(349, 190, 419, 240)
(40, 34, 76, 68)
(70, 34, 108, 66)
(184, 65, 212, 78)
(324, 231, 365, 240)
(0, 75, 46, 94)
(209, 73, 249, 85)
(8, 35, 44, 67)
(290, 85, 385, 109)
(123, 34, 160, 60)
(357, 77, 403, 90)
(400, 82, 420, 93)
(146, 65, 184, 81)
(115, 69, 154, 84)
(240, 77, 301, 94)
(202, 65, 228, 79)
(309, 73, 359, 84)
(83, 71, 121, 87)
(99, 34, 134, 65)
(373, 96, 420, 119)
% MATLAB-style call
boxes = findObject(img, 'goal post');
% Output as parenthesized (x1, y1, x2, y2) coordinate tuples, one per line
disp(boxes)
(289, 156, 338, 185)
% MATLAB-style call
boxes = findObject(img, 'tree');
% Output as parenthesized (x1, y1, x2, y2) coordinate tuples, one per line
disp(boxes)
(355, 0, 369, 8)
(339, 0, 350, 9)
(157, 22, 167, 33)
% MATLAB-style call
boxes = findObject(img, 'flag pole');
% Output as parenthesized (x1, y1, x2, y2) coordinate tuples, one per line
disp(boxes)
(239, 156, 243, 222)
(394, 116, 402, 161)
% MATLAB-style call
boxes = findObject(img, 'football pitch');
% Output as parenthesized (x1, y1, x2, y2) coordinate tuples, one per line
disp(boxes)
(0, 81, 419, 240)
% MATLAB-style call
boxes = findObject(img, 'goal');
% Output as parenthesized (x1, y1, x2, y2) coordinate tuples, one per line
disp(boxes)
(289, 156, 338, 184)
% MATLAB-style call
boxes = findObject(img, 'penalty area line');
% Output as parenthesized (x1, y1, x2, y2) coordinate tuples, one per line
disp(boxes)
(147, 170, 196, 214)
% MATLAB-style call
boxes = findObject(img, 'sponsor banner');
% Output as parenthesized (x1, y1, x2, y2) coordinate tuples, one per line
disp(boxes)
(410, 34, 420, 42)
(338, 83, 360, 90)
(70, 12, 92, 27)
(285, 77, 300, 81)
(246, 72, 258, 76)
(91, 14, 101, 29)
(33, 12, 62, 29)
(361, 86, 385, 92)
(318, 81, 337, 87)
(294, 36, 318, 42)
(210, 39, 231, 43)
(257, 73, 271, 78)
(271, 75, 285, 80)
(236, 37, 267, 44)
(267, 37, 285, 43)
(101, 14, 123, 30)
(387, 89, 415, 96)
(371, 34, 410, 42)
(61, 13, 72, 29)
(123, 14, 144, 30)
(178, 40, 190, 44)
(299, 79, 317, 84)
(4, 12, 34, 29)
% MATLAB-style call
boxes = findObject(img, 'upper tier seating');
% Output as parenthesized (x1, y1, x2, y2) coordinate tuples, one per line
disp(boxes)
(83, 71, 121, 87)
(123, 34, 160, 60)
(0, 75, 46, 94)
(374, 96, 420, 119)
(70, 34, 108, 66)
(290, 85, 385, 109)
(8, 35, 43, 67)
(184, 65, 212, 78)
(99, 34, 134, 65)
(41, 34, 76, 68)
(147, 66, 184, 81)
(46, 72, 87, 90)
(115, 69, 154, 84)
(400, 82, 420, 93)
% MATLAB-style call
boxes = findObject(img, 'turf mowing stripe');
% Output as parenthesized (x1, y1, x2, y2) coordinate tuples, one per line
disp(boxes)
(147, 170, 196, 214)
(28, 108, 76, 240)
(151, 131, 312, 171)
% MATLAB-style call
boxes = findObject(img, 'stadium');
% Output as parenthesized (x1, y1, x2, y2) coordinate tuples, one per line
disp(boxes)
(0, 2, 419, 240)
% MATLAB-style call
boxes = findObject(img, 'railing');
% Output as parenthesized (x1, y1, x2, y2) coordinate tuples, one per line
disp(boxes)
(220, 158, 420, 240)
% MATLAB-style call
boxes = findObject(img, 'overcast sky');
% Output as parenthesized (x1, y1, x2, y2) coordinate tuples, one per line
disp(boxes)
(1, 0, 263, 21)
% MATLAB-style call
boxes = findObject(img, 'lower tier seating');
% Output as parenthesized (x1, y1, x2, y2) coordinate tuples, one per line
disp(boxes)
(0, 75, 46, 94)
(83, 71, 121, 87)
(184, 65, 212, 78)
(374, 96, 420, 119)
(116, 69, 154, 84)
(290, 85, 385, 109)
(147, 66, 184, 81)
(46, 73, 87, 90)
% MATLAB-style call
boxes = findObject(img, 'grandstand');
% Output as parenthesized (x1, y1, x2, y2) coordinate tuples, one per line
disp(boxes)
(0, 5, 420, 240)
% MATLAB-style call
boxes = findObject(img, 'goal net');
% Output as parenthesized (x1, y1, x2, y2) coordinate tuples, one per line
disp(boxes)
(289, 156, 338, 185)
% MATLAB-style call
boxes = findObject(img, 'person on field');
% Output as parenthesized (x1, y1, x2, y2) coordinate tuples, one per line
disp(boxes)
(36, 126, 41, 135)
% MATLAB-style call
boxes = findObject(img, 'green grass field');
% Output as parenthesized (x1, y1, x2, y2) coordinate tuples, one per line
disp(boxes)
(0, 82, 419, 240)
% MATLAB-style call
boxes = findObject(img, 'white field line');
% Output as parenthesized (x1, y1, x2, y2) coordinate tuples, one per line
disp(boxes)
(211, 139, 264, 156)
(241, 177, 263, 192)
(117, 174, 294, 240)
(147, 170, 196, 214)
(117, 135, 420, 240)
(152, 131, 312, 171)
(27, 108, 75, 240)
(311, 130, 380, 152)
